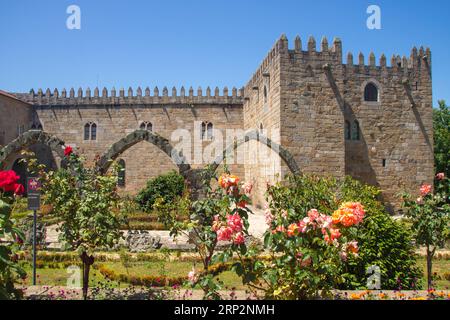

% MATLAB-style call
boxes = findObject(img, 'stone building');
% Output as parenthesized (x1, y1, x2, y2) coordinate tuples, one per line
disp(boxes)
(0, 35, 434, 212)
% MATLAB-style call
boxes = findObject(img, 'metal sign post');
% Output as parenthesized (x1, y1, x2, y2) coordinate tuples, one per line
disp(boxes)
(27, 177, 41, 286)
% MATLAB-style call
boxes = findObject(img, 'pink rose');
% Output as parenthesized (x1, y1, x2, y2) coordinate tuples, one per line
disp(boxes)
(233, 232, 245, 245)
(242, 182, 253, 195)
(227, 213, 243, 233)
(217, 226, 233, 241)
(420, 184, 432, 196)
(436, 173, 445, 180)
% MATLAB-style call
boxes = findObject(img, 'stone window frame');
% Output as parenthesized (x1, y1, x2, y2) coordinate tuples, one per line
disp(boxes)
(139, 121, 153, 132)
(351, 120, 360, 141)
(344, 120, 351, 140)
(201, 121, 214, 141)
(83, 122, 97, 141)
(361, 79, 382, 106)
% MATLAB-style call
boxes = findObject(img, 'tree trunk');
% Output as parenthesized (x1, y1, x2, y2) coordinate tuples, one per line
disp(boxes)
(81, 252, 95, 300)
(426, 246, 433, 291)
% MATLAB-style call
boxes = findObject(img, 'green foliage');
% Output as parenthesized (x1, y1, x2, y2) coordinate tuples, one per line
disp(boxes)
(43, 160, 124, 254)
(38, 151, 125, 299)
(251, 174, 422, 295)
(434, 100, 450, 177)
(168, 166, 252, 300)
(136, 171, 185, 213)
(0, 197, 26, 299)
(152, 191, 191, 228)
(339, 177, 422, 290)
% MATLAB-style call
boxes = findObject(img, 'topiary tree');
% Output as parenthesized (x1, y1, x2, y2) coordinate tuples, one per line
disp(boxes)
(136, 170, 185, 213)
(39, 147, 125, 300)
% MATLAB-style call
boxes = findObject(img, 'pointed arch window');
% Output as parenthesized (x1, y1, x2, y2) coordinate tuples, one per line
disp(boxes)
(364, 82, 379, 102)
(201, 122, 214, 140)
(352, 120, 360, 141)
(117, 159, 126, 187)
(345, 121, 351, 140)
(84, 122, 97, 141)
(140, 121, 153, 131)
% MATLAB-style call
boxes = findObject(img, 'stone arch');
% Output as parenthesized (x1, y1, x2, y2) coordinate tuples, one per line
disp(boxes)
(209, 129, 300, 175)
(96, 130, 191, 177)
(0, 130, 66, 170)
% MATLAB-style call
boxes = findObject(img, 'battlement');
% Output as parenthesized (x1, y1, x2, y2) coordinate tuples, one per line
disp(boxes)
(16, 86, 245, 106)
(246, 34, 432, 90)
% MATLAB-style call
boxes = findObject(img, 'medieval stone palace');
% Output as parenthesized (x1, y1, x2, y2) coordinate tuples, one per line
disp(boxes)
(0, 35, 434, 211)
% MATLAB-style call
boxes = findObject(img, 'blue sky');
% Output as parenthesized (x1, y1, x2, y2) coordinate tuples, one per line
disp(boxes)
(1, 0, 449, 105)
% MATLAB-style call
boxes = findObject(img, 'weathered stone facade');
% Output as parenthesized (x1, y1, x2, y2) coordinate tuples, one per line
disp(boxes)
(1, 35, 434, 211)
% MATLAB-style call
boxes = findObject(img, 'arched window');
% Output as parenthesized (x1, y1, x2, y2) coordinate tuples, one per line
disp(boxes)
(91, 123, 97, 140)
(201, 122, 207, 140)
(345, 121, 351, 140)
(84, 122, 97, 140)
(139, 121, 153, 131)
(201, 122, 214, 140)
(84, 123, 91, 140)
(117, 159, 126, 187)
(352, 120, 360, 141)
(364, 83, 379, 102)
(207, 122, 213, 140)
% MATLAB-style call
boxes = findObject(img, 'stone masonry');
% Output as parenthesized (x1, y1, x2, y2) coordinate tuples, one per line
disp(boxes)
(0, 35, 434, 212)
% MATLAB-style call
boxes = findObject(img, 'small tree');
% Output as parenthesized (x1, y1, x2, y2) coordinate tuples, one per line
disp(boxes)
(402, 173, 450, 290)
(40, 147, 125, 299)
(164, 166, 252, 299)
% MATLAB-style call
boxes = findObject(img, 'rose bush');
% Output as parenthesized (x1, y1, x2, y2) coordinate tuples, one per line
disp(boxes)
(0, 170, 26, 299)
(238, 174, 422, 299)
(402, 173, 450, 290)
(26, 147, 126, 300)
(167, 167, 252, 299)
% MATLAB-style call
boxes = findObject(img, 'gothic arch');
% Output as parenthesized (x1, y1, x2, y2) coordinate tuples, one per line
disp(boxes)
(0, 130, 66, 169)
(96, 129, 191, 176)
(209, 129, 301, 175)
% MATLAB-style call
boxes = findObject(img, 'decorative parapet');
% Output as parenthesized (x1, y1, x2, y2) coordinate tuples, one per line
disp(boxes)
(15, 86, 245, 106)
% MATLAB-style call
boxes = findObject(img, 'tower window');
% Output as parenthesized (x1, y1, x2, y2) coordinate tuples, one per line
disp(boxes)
(345, 121, 351, 140)
(364, 83, 379, 102)
(351, 120, 360, 141)
(382, 159, 387, 167)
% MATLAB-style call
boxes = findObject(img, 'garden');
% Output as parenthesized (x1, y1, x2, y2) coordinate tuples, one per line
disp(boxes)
(0, 102, 449, 301)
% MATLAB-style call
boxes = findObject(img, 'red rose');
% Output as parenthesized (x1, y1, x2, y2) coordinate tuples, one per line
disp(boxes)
(0, 170, 20, 192)
(64, 146, 73, 156)
(13, 183, 25, 196)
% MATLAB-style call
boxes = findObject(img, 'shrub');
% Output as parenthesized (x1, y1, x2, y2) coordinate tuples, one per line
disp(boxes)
(262, 174, 422, 292)
(136, 171, 185, 213)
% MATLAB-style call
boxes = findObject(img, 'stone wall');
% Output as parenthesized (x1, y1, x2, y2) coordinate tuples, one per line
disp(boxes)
(21, 93, 245, 194)
(0, 92, 32, 147)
